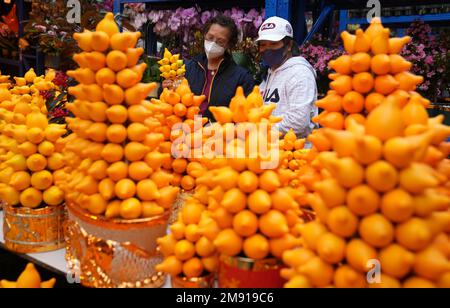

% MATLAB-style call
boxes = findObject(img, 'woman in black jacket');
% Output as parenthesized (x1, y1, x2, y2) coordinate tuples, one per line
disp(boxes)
(163, 15, 255, 121)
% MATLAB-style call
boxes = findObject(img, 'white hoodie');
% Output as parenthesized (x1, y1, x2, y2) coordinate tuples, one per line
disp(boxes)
(260, 56, 318, 137)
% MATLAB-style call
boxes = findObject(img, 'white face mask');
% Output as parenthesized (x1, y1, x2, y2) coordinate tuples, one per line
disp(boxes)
(204, 40, 225, 59)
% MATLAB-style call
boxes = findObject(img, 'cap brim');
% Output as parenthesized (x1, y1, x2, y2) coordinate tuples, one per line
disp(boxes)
(256, 34, 286, 42)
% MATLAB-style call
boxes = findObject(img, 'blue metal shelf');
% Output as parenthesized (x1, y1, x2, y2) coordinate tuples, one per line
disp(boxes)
(340, 12, 450, 33)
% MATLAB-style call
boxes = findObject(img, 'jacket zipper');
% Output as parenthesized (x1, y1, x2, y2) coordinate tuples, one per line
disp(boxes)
(207, 59, 224, 103)
(198, 59, 224, 103)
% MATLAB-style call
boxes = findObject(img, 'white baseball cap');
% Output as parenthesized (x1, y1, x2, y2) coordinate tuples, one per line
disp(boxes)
(256, 16, 294, 42)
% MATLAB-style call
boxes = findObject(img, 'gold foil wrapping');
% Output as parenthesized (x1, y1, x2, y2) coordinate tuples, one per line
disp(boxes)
(2, 201, 67, 253)
(64, 202, 169, 288)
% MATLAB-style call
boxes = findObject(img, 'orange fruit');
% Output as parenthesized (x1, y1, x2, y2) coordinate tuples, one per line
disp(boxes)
(127, 123, 149, 142)
(128, 161, 152, 181)
(315, 93, 342, 112)
(156, 186, 180, 209)
(106, 161, 128, 181)
(142, 201, 164, 217)
(347, 185, 380, 216)
(403, 277, 436, 289)
(318, 112, 345, 130)
(359, 214, 395, 248)
(330, 75, 353, 96)
(243, 234, 270, 260)
(20, 187, 43, 209)
(329, 55, 352, 75)
(395, 218, 432, 251)
(269, 233, 300, 259)
(259, 210, 289, 238)
(9, 171, 31, 191)
(374, 75, 399, 95)
(365, 161, 398, 192)
(172, 158, 188, 174)
(155, 256, 183, 276)
(314, 178, 347, 208)
(271, 188, 298, 212)
(210, 207, 233, 229)
(352, 73, 374, 94)
(247, 190, 272, 214)
(98, 178, 115, 200)
(181, 175, 195, 191)
(364, 92, 385, 112)
(173, 103, 187, 117)
(369, 274, 401, 289)
(87, 160, 109, 180)
(334, 265, 367, 288)
(297, 257, 334, 288)
(101, 143, 124, 163)
(26, 154, 47, 172)
(351, 52, 371, 73)
(221, 188, 247, 214)
(181, 202, 204, 225)
(353, 135, 383, 165)
(380, 189, 414, 223)
(157, 234, 177, 257)
(233, 210, 258, 237)
(174, 240, 196, 261)
(297, 221, 328, 251)
(259, 170, 281, 193)
(30, 170, 53, 190)
(213, 229, 243, 257)
(238, 171, 259, 193)
(115, 179, 136, 200)
(183, 258, 204, 278)
(124, 142, 149, 162)
(316, 232, 346, 264)
(379, 244, 415, 279)
(371, 54, 391, 75)
(326, 206, 358, 238)
(345, 239, 378, 273)
(414, 248, 450, 281)
(136, 179, 160, 201)
(195, 236, 216, 258)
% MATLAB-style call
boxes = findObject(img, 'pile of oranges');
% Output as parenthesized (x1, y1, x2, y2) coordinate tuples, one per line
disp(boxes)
(283, 18, 450, 288)
(0, 69, 67, 209)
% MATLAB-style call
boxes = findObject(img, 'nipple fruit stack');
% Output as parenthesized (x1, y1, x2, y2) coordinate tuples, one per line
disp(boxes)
(0, 69, 67, 209)
(283, 18, 450, 289)
(159, 48, 186, 80)
(61, 13, 183, 220)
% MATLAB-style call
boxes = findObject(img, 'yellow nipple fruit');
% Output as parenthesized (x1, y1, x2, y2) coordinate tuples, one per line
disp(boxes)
(365, 98, 404, 141)
(91, 31, 110, 52)
(259, 210, 289, 238)
(213, 229, 243, 257)
(20, 187, 43, 209)
(96, 12, 119, 38)
(346, 184, 380, 216)
(395, 218, 432, 252)
(110, 32, 141, 52)
(9, 171, 31, 191)
(326, 206, 359, 238)
(221, 188, 247, 214)
(156, 256, 183, 277)
(316, 232, 346, 264)
(248, 189, 272, 215)
(183, 258, 204, 279)
(365, 160, 398, 192)
(43, 186, 65, 206)
(10, 263, 41, 288)
(174, 240, 196, 261)
(119, 198, 142, 219)
(31, 170, 53, 190)
(334, 265, 367, 288)
(379, 244, 415, 279)
(243, 234, 270, 260)
(380, 189, 414, 223)
(232, 210, 258, 237)
(341, 31, 356, 54)
(359, 214, 395, 248)
(297, 257, 334, 288)
(73, 30, 93, 52)
(345, 239, 378, 273)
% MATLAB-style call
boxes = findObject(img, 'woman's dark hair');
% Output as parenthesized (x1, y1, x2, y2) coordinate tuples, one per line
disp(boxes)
(283, 37, 300, 57)
(203, 15, 239, 49)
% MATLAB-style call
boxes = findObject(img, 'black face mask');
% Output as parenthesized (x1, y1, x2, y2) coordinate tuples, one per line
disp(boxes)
(261, 45, 287, 69)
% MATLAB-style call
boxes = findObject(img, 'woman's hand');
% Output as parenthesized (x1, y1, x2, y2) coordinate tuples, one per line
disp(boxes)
(162, 79, 174, 89)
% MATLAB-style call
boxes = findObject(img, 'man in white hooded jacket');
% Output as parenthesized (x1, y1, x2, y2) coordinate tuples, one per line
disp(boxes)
(257, 16, 318, 138)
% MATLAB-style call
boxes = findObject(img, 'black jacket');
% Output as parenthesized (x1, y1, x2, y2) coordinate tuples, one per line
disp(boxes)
(185, 53, 255, 120)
